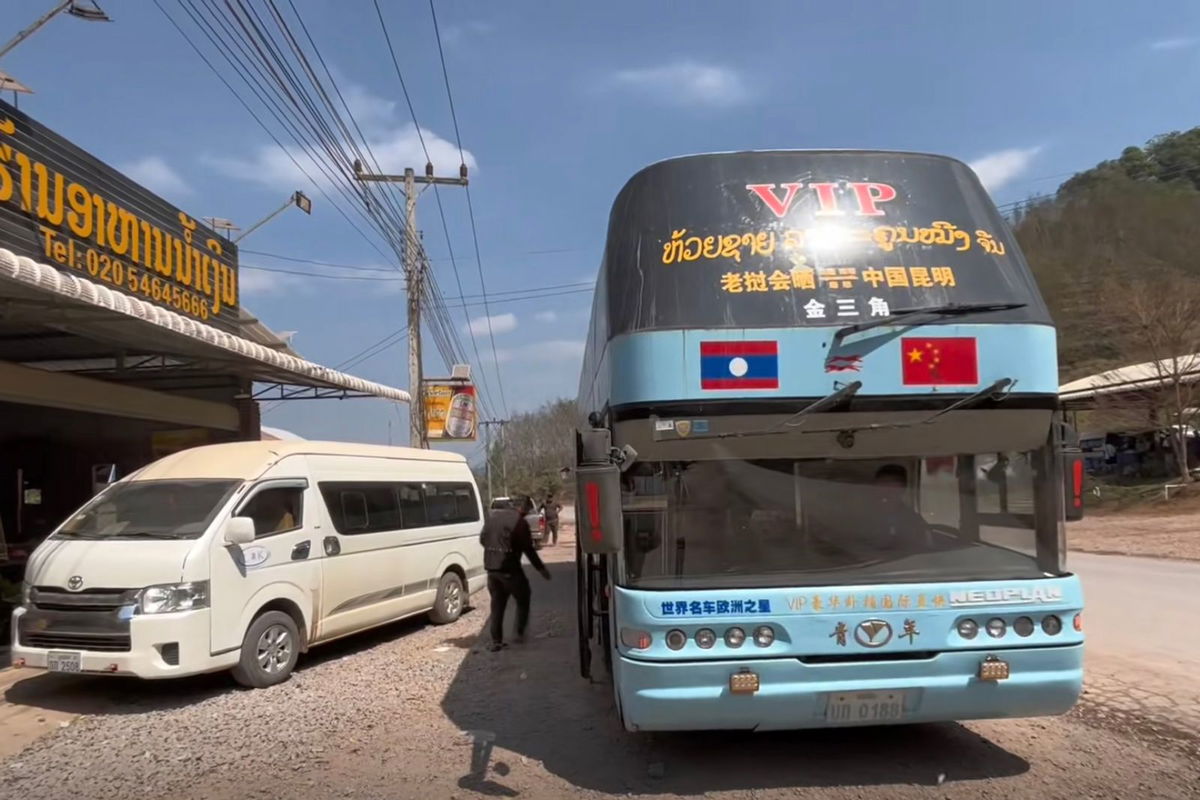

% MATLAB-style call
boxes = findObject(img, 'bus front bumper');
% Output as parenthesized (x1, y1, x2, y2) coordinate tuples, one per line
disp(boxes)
(615, 644, 1083, 732)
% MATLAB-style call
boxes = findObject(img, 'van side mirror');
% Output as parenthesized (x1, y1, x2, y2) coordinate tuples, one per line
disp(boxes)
(223, 516, 256, 545)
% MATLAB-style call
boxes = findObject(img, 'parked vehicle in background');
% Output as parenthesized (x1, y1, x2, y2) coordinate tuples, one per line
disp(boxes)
(12, 441, 485, 688)
(489, 495, 547, 547)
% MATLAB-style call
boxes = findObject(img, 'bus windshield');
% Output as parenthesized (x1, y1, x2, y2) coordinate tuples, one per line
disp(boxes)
(620, 451, 1061, 589)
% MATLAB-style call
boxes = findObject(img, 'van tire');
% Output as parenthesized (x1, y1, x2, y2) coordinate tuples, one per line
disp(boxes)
(429, 571, 465, 624)
(231, 611, 300, 688)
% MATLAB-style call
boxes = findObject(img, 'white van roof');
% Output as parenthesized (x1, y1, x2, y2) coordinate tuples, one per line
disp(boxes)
(133, 441, 467, 481)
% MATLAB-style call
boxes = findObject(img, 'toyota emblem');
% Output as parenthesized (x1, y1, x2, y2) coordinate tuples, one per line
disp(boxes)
(67, 575, 84, 591)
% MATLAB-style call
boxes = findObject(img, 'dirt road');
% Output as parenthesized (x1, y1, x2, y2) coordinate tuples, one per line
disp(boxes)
(2, 529, 1198, 799)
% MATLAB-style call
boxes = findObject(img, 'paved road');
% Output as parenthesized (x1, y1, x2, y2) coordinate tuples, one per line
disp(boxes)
(1074, 552, 1200, 669)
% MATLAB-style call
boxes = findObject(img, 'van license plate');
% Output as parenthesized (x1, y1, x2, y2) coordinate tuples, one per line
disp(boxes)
(824, 690, 907, 724)
(46, 651, 82, 673)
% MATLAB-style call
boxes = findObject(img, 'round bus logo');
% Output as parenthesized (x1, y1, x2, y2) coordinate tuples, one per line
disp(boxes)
(854, 619, 892, 648)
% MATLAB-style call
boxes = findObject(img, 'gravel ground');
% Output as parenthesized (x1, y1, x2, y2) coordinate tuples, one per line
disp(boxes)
(1, 526, 1198, 799)
(1070, 514, 1200, 561)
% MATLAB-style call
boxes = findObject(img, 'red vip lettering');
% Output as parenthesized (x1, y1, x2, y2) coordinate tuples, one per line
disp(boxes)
(745, 181, 899, 219)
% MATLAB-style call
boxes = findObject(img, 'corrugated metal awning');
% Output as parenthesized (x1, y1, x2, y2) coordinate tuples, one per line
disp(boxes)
(0, 247, 409, 403)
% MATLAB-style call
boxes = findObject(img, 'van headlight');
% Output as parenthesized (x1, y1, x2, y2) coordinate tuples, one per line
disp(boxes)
(139, 581, 209, 614)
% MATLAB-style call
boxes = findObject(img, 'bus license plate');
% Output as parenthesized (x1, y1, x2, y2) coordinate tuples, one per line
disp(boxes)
(46, 651, 82, 673)
(824, 690, 907, 724)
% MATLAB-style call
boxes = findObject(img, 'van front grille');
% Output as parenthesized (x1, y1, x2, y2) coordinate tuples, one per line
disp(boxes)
(20, 632, 132, 652)
(32, 587, 137, 612)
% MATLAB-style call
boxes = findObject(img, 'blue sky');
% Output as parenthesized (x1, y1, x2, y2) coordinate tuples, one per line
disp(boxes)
(5, 0, 1200, 458)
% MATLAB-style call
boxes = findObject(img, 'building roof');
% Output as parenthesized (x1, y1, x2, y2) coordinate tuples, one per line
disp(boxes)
(1059, 354, 1200, 408)
(0, 248, 409, 403)
(133, 440, 466, 481)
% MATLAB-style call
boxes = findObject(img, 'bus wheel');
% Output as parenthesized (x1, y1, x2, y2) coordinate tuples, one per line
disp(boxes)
(429, 571, 465, 624)
(232, 611, 300, 688)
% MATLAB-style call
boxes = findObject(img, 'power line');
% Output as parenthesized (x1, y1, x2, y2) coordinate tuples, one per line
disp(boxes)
(429, 0, 509, 418)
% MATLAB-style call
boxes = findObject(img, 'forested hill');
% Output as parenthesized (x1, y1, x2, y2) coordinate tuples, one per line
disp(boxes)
(1012, 128, 1200, 380)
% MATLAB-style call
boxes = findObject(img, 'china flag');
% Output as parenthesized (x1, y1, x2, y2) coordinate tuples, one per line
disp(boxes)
(900, 337, 978, 386)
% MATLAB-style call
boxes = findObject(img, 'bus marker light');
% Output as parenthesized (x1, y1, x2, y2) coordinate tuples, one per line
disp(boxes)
(1073, 614, 1083, 632)
(730, 670, 760, 695)
(620, 628, 652, 650)
(978, 657, 1010, 682)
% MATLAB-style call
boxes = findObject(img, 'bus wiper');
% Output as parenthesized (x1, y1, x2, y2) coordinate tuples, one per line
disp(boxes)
(780, 380, 862, 428)
(832, 302, 1027, 344)
(690, 381, 863, 440)
(809, 377, 1016, 439)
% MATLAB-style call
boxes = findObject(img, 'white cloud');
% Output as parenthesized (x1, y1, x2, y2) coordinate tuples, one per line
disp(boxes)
(534, 310, 557, 323)
(441, 20, 493, 46)
(489, 339, 583, 364)
(968, 146, 1043, 192)
(610, 61, 749, 107)
(209, 83, 476, 193)
(119, 156, 191, 197)
(1150, 36, 1199, 51)
(465, 312, 517, 336)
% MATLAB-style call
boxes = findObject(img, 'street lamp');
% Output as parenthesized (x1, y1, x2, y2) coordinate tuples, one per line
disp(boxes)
(0, 1, 111, 62)
(232, 191, 312, 244)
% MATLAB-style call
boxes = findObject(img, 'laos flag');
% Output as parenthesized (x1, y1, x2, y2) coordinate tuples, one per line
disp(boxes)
(700, 341, 779, 390)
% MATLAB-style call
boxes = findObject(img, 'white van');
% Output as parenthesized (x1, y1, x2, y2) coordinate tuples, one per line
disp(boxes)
(10, 441, 485, 687)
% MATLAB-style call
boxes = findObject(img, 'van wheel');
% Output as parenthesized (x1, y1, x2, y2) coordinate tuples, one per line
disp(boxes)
(429, 572, 465, 624)
(231, 611, 300, 688)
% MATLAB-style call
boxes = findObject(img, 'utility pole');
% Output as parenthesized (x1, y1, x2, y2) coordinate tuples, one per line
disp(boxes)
(480, 419, 509, 499)
(354, 161, 468, 448)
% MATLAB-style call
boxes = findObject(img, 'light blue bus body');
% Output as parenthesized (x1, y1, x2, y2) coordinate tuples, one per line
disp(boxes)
(575, 150, 1084, 732)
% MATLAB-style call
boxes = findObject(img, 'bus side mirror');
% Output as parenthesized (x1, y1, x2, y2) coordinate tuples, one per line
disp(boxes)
(1061, 451, 1084, 522)
(576, 463, 624, 554)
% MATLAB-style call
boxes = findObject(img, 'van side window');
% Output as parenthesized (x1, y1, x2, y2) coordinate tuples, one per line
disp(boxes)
(241, 487, 304, 537)
(398, 483, 427, 529)
(319, 483, 401, 535)
(423, 482, 480, 525)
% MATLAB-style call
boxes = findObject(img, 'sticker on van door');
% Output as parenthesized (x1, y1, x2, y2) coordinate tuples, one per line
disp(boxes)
(241, 545, 270, 569)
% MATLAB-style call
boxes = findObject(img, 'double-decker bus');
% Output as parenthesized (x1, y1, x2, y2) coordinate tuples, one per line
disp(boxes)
(574, 150, 1085, 732)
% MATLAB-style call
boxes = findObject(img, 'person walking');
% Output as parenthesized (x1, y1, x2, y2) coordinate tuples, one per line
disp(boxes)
(480, 496, 550, 651)
(541, 494, 563, 546)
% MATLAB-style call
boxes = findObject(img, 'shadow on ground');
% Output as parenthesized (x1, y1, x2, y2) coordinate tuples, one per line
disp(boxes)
(440, 559, 1030, 795)
(4, 602, 481, 716)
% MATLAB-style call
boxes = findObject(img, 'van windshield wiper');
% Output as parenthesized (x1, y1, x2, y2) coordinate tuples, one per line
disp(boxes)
(832, 302, 1027, 343)
(110, 531, 190, 540)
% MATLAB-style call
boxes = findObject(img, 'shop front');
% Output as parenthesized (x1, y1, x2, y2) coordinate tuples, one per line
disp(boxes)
(0, 101, 408, 630)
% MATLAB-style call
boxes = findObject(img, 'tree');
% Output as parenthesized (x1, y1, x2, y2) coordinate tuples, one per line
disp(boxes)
(485, 399, 582, 502)
(1095, 274, 1200, 483)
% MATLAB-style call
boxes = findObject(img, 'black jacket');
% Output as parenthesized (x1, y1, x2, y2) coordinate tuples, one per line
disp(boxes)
(480, 509, 546, 574)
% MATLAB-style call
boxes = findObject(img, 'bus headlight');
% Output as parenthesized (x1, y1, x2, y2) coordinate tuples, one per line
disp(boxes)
(665, 629, 687, 650)
(1013, 616, 1035, 637)
(753, 625, 775, 647)
(724, 627, 746, 648)
(957, 619, 979, 639)
(139, 582, 209, 614)
(985, 617, 1007, 638)
(1042, 615, 1063, 636)
(695, 628, 716, 649)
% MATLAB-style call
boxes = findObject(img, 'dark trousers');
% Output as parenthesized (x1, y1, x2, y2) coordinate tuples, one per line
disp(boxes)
(487, 570, 531, 644)
(546, 519, 559, 545)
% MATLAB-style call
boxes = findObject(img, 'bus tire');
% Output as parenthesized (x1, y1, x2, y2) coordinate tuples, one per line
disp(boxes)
(231, 610, 300, 689)
(429, 571, 465, 624)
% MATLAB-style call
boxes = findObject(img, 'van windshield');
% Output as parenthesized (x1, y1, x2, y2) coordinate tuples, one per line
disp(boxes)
(55, 479, 241, 540)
